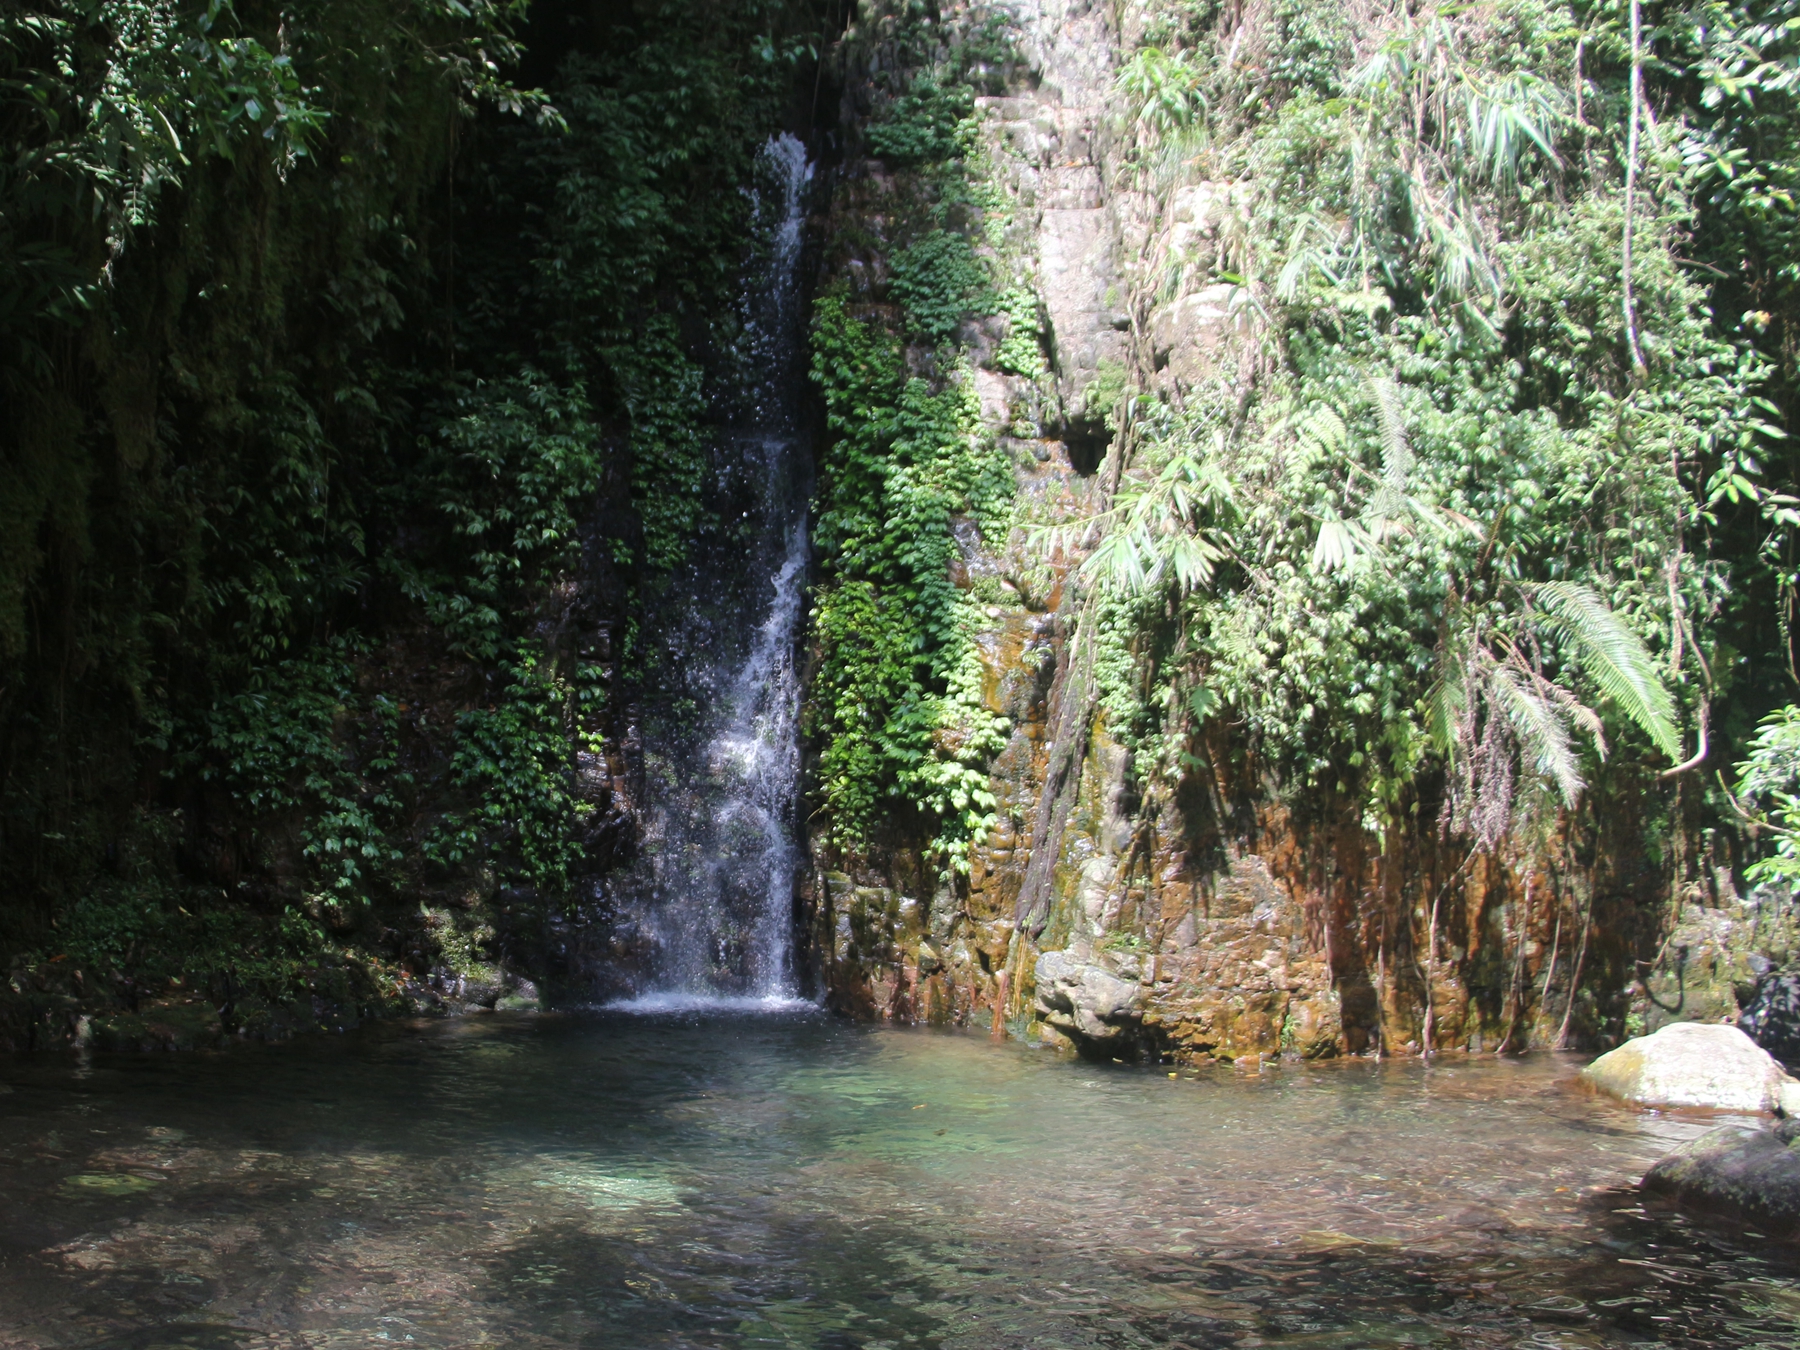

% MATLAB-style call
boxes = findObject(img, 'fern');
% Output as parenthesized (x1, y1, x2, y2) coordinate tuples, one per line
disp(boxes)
(1485, 658, 1583, 806)
(1535, 580, 1682, 761)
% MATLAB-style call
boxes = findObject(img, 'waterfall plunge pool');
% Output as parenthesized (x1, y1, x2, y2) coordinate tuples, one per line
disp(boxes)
(0, 1011, 1794, 1348)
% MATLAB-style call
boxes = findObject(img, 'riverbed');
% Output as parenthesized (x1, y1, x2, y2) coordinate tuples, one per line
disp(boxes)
(0, 1009, 1793, 1348)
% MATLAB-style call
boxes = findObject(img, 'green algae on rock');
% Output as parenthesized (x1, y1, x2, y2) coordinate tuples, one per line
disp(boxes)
(1643, 1121, 1800, 1237)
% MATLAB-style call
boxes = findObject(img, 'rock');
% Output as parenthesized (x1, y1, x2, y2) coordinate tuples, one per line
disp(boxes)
(1579, 1021, 1800, 1112)
(915, 942, 944, 976)
(1147, 283, 1236, 393)
(1741, 962, 1800, 1067)
(1642, 1124, 1800, 1235)
(1634, 884, 1800, 1038)
(89, 1001, 224, 1052)
(1034, 949, 1144, 1052)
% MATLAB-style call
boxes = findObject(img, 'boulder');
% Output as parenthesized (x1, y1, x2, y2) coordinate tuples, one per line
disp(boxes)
(1034, 949, 1144, 1052)
(1579, 1021, 1800, 1112)
(1642, 1119, 1800, 1235)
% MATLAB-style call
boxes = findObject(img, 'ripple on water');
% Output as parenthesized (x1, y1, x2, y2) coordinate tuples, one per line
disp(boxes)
(0, 1015, 1792, 1349)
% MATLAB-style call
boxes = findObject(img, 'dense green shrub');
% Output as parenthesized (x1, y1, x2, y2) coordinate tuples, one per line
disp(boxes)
(888, 228, 992, 344)
(865, 76, 973, 164)
(808, 293, 1013, 865)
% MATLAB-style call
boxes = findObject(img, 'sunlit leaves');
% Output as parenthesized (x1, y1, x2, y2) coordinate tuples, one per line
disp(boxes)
(1081, 448, 1236, 596)
(1117, 45, 1207, 137)
(1535, 579, 1681, 761)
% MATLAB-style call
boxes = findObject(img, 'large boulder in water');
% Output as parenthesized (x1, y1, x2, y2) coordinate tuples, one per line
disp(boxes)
(1579, 1021, 1800, 1112)
(1642, 1119, 1800, 1235)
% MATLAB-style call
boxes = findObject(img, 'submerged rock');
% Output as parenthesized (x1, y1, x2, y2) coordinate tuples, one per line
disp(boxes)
(1642, 1120, 1800, 1236)
(1579, 1021, 1800, 1112)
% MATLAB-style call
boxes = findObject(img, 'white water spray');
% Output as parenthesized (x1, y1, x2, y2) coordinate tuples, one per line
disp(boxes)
(607, 135, 813, 1008)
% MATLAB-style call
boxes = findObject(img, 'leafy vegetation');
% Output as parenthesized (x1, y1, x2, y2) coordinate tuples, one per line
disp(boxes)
(0, 0, 830, 1020)
(808, 294, 1013, 866)
(804, 6, 1028, 873)
(1073, 0, 1799, 878)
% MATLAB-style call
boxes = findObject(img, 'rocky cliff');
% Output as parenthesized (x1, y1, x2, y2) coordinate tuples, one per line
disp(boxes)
(801, 0, 1800, 1065)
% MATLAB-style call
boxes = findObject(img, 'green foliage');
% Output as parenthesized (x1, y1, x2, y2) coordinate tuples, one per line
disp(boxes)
(401, 370, 604, 660)
(865, 75, 973, 164)
(1736, 703, 1800, 881)
(808, 292, 1013, 866)
(0, 0, 831, 986)
(30, 808, 379, 1011)
(186, 638, 404, 900)
(1535, 580, 1682, 762)
(433, 645, 602, 902)
(1269, 0, 1355, 95)
(607, 323, 710, 572)
(1073, 0, 1783, 853)
(992, 283, 1046, 377)
(1117, 45, 1208, 136)
(0, 0, 327, 344)
(889, 228, 992, 344)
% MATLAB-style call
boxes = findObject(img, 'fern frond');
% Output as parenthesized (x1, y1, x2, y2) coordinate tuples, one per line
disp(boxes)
(1535, 580, 1682, 761)
(1367, 376, 1414, 486)
(1311, 515, 1361, 573)
(1486, 659, 1583, 805)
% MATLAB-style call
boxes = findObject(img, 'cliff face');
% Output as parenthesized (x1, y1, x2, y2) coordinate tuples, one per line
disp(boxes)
(802, 0, 1797, 1063)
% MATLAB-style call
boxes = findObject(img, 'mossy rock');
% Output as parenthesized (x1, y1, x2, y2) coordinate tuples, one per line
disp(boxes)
(61, 1172, 161, 1197)
(89, 1002, 224, 1052)
(1579, 1021, 1800, 1112)
(1643, 1122, 1800, 1235)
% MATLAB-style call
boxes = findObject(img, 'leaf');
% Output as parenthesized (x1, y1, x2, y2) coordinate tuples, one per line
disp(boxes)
(1487, 659, 1584, 805)
(1534, 581, 1682, 761)
(1311, 517, 1359, 573)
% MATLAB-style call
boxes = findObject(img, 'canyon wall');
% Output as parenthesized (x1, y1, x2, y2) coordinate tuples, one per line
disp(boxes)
(803, 0, 1793, 1062)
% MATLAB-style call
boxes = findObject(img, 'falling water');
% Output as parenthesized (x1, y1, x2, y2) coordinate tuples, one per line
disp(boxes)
(606, 135, 813, 1007)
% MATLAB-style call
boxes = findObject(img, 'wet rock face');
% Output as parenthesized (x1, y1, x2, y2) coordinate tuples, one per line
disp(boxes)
(1642, 1121, 1800, 1237)
(1579, 1022, 1800, 1113)
(1635, 885, 1800, 1038)
(1741, 963, 1800, 1068)
(1135, 854, 1342, 1064)
(1034, 950, 1144, 1053)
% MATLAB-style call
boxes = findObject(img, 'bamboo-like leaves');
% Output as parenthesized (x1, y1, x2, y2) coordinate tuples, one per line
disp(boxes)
(1116, 45, 1207, 138)
(1080, 448, 1235, 595)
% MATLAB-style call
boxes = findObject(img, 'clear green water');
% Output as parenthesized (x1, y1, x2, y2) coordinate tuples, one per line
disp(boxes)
(0, 1010, 1793, 1348)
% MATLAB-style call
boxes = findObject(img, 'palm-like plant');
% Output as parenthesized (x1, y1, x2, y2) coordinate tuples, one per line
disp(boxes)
(1429, 581, 1682, 849)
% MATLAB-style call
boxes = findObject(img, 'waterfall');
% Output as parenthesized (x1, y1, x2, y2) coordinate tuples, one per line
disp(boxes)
(604, 135, 814, 1009)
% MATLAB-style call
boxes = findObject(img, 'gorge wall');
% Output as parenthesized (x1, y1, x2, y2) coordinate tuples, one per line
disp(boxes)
(7, 0, 1800, 1061)
(798, 0, 1800, 1063)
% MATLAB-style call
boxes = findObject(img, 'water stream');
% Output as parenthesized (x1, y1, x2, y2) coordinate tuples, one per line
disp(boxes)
(0, 1014, 1793, 1348)
(604, 134, 813, 1006)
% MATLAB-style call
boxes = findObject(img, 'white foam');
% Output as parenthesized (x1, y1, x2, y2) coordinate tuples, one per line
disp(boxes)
(600, 992, 819, 1015)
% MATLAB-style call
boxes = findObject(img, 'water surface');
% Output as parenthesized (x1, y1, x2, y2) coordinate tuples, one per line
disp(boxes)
(0, 1012, 1793, 1348)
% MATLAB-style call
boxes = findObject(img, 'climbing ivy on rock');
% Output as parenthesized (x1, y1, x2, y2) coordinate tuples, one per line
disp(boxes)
(808, 292, 1012, 867)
